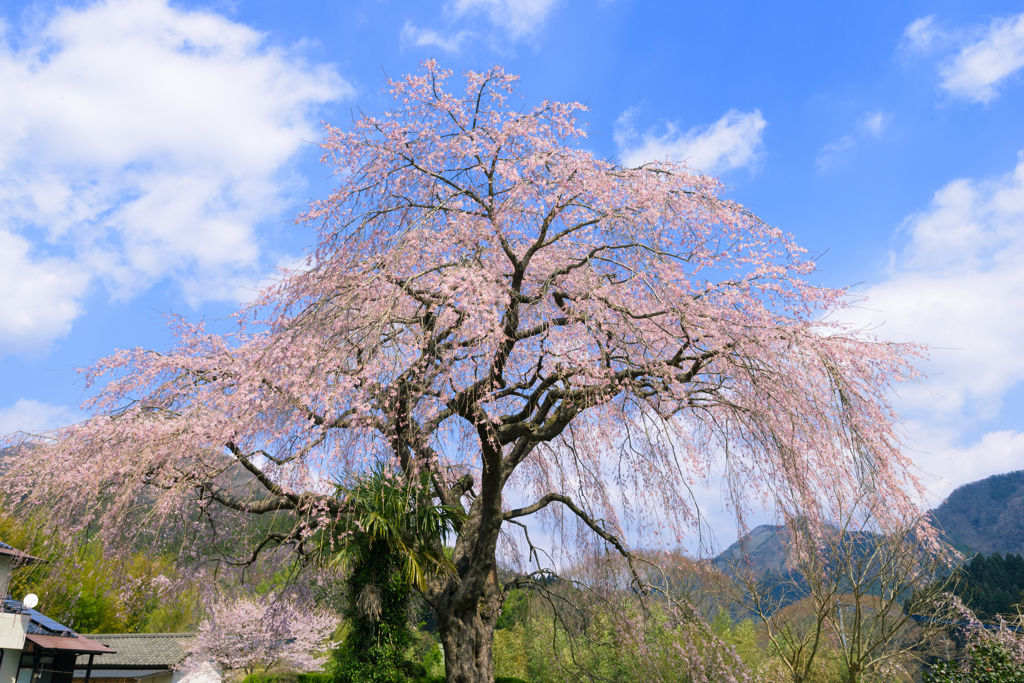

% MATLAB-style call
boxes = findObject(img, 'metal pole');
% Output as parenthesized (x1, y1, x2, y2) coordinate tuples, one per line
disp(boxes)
(84, 653, 94, 683)
(838, 604, 847, 649)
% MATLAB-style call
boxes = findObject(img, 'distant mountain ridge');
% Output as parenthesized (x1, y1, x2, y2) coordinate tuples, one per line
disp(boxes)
(714, 524, 793, 573)
(930, 469, 1024, 556)
(713, 470, 1024, 568)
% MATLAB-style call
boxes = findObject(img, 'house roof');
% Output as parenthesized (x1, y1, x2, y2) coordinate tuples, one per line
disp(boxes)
(0, 598, 114, 654)
(4, 599, 78, 636)
(72, 669, 168, 680)
(27, 634, 115, 654)
(74, 634, 194, 670)
(0, 539, 44, 565)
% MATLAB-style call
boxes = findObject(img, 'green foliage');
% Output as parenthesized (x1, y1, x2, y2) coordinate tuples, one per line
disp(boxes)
(407, 629, 444, 678)
(710, 610, 765, 674)
(297, 674, 334, 683)
(954, 553, 1024, 620)
(326, 465, 463, 592)
(241, 673, 333, 683)
(327, 466, 463, 683)
(0, 508, 200, 633)
(332, 550, 418, 683)
(923, 642, 1024, 683)
(496, 588, 530, 630)
(493, 623, 530, 680)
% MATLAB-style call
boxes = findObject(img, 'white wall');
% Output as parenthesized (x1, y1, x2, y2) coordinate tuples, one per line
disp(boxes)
(1, 647, 22, 683)
(172, 662, 220, 683)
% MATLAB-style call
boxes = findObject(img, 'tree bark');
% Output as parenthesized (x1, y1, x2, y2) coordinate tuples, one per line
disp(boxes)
(434, 567, 502, 683)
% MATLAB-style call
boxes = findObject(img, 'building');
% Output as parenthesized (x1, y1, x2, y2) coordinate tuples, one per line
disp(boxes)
(72, 634, 217, 683)
(1, 541, 114, 683)
(1, 542, 217, 683)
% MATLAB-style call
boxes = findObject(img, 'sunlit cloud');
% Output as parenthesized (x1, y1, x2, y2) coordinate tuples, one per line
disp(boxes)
(400, 21, 470, 52)
(901, 11, 1024, 103)
(0, 0, 351, 356)
(449, 0, 560, 40)
(846, 150, 1024, 498)
(614, 107, 767, 175)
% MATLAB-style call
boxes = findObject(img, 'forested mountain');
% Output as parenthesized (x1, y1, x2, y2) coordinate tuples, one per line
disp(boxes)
(953, 552, 1024, 620)
(930, 470, 1024, 555)
(713, 470, 1024, 572)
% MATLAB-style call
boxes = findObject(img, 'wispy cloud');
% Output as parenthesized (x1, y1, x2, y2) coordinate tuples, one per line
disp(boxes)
(816, 110, 890, 171)
(0, 399, 80, 435)
(859, 110, 890, 137)
(449, 0, 560, 40)
(401, 21, 470, 52)
(939, 12, 1024, 103)
(816, 136, 856, 172)
(901, 11, 1024, 104)
(900, 15, 946, 54)
(0, 0, 351, 356)
(614, 107, 767, 174)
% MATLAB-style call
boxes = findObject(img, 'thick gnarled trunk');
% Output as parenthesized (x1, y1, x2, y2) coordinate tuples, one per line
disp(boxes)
(436, 591, 500, 683)
(429, 495, 505, 683)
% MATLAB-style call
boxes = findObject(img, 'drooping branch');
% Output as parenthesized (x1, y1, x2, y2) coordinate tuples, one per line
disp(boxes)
(504, 493, 648, 595)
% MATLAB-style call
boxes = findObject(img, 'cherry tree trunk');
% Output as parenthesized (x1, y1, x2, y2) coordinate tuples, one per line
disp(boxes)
(431, 516, 504, 683)
(436, 590, 500, 683)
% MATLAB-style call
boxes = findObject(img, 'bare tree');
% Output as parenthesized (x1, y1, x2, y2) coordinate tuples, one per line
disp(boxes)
(728, 504, 956, 683)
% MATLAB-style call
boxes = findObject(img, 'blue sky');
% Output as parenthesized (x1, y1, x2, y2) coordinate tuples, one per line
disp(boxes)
(2, 0, 1024, 548)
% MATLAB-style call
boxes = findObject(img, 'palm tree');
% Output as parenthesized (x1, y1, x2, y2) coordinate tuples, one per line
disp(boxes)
(325, 465, 463, 683)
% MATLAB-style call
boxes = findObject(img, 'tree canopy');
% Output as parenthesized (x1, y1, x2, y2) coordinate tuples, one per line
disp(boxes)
(3, 62, 930, 683)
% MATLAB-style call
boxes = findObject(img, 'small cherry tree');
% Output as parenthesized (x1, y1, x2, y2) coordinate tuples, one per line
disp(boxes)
(186, 594, 337, 678)
(5, 62, 931, 683)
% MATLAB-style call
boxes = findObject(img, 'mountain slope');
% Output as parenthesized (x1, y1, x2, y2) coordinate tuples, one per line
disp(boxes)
(931, 469, 1024, 555)
(714, 524, 792, 573)
(713, 471, 1024, 570)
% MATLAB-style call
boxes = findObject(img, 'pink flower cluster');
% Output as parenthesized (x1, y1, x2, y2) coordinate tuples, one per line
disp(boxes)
(185, 594, 338, 676)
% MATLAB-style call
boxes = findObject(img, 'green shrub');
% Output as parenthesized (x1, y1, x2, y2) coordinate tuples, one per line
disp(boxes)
(493, 624, 529, 680)
(923, 642, 1024, 683)
(241, 674, 297, 683)
(297, 674, 334, 683)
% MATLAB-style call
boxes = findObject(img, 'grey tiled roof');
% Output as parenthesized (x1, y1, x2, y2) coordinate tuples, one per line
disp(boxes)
(75, 634, 195, 669)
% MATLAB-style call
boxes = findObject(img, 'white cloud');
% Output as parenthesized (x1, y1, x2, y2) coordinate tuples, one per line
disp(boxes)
(901, 15, 944, 54)
(614, 107, 767, 174)
(939, 11, 1024, 103)
(0, 399, 80, 435)
(449, 0, 560, 40)
(0, 231, 90, 355)
(853, 151, 1024, 416)
(905, 425, 1024, 504)
(859, 110, 890, 137)
(0, 0, 351, 355)
(845, 150, 1024, 496)
(815, 110, 890, 171)
(400, 21, 470, 52)
(816, 136, 855, 172)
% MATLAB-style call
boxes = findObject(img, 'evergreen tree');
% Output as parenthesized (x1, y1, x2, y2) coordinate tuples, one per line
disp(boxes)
(954, 553, 1024, 620)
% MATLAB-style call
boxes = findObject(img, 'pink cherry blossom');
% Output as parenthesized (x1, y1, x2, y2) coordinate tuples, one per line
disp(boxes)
(3, 61, 932, 683)
(184, 593, 337, 676)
